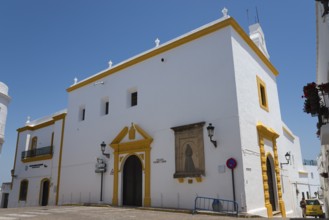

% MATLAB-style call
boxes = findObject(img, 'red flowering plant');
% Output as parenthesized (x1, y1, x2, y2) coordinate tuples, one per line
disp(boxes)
(302, 82, 321, 116)
(303, 82, 329, 138)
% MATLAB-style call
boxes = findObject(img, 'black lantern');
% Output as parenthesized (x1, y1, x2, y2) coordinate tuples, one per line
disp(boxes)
(280, 152, 291, 168)
(285, 152, 291, 162)
(206, 123, 217, 147)
(100, 141, 110, 158)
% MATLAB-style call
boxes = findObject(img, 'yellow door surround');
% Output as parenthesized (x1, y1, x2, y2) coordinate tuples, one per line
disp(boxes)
(257, 122, 286, 218)
(110, 123, 153, 207)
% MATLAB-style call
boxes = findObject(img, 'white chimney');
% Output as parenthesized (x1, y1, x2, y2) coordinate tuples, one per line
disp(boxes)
(249, 23, 270, 60)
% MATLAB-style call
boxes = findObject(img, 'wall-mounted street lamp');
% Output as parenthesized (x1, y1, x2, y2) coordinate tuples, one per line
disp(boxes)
(280, 152, 291, 168)
(206, 123, 217, 148)
(100, 141, 110, 158)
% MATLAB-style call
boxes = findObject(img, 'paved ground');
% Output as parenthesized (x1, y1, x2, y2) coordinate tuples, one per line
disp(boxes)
(0, 206, 242, 220)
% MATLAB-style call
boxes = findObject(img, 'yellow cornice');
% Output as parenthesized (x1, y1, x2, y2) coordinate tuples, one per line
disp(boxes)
(21, 154, 53, 163)
(67, 17, 278, 93)
(111, 127, 129, 145)
(257, 122, 279, 140)
(17, 120, 55, 132)
(111, 139, 152, 154)
(53, 113, 67, 121)
(229, 19, 279, 76)
(17, 113, 66, 132)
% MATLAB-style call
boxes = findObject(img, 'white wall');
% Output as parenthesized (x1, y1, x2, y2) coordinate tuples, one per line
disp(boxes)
(231, 24, 285, 216)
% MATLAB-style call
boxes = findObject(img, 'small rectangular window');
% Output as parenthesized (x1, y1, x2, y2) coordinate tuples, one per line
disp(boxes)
(260, 85, 266, 106)
(105, 101, 109, 115)
(79, 106, 86, 121)
(82, 108, 85, 121)
(131, 92, 138, 107)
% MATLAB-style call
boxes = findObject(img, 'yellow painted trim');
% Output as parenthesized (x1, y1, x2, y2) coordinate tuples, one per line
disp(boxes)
(17, 120, 55, 132)
(139, 154, 144, 160)
(39, 178, 50, 206)
(112, 151, 119, 206)
(53, 113, 67, 121)
(111, 127, 129, 145)
(129, 124, 136, 140)
(11, 132, 20, 189)
(144, 148, 151, 207)
(256, 76, 269, 112)
(17, 113, 66, 133)
(230, 19, 278, 76)
(21, 154, 52, 163)
(282, 126, 295, 140)
(257, 122, 286, 217)
(67, 18, 278, 93)
(110, 124, 152, 207)
(196, 177, 202, 183)
(119, 153, 145, 172)
(257, 122, 279, 140)
(55, 114, 66, 205)
(134, 124, 153, 141)
(111, 139, 152, 154)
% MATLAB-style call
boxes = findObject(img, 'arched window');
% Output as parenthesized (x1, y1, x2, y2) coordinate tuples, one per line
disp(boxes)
(31, 137, 38, 150)
(19, 179, 28, 201)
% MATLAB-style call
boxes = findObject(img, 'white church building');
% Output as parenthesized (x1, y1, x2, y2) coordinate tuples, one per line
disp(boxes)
(8, 10, 316, 217)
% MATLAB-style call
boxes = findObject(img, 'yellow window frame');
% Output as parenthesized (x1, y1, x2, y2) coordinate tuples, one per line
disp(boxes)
(256, 76, 269, 112)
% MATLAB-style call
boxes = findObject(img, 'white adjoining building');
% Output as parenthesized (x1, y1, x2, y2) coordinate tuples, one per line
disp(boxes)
(315, 0, 329, 217)
(9, 110, 66, 207)
(0, 82, 10, 154)
(8, 9, 320, 217)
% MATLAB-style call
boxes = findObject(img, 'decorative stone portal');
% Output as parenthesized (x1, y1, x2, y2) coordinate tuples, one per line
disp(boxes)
(110, 123, 152, 207)
(257, 122, 286, 218)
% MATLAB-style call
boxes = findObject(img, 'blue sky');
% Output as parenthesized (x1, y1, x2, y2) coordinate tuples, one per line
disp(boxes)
(0, 1, 318, 184)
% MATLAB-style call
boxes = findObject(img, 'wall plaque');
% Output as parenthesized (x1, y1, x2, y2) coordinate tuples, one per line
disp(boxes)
(171, 122, 205, 178)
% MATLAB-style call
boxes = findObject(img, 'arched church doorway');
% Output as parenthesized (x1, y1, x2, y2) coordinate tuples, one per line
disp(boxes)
(123, 155, 142, 206)
(266, 156, 277, 211)
(40, 179, 50, 206)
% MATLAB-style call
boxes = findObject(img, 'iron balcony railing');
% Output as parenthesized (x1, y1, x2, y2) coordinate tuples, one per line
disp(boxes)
(21, 146, 53, 160)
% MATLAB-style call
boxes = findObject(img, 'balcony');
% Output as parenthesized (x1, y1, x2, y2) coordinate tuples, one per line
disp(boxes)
(21, 146, 53, 163)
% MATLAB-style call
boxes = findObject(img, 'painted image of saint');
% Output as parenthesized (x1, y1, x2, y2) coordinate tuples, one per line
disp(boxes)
(184, 144, 196, 172)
